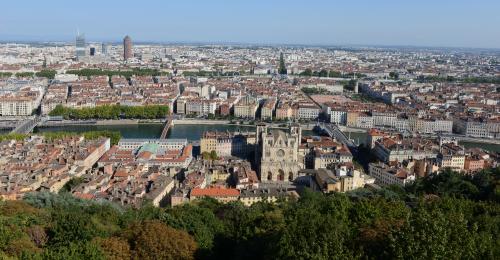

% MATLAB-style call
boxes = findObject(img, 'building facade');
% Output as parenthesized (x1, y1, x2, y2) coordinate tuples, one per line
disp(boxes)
(123, 35, 133, 60)
(256, 124, 302, 182)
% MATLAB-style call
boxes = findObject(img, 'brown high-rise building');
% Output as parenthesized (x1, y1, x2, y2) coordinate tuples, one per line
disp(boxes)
(123, 35, 133, 60)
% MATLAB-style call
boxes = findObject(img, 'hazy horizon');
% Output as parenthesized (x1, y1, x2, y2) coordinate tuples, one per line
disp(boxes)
(1, 0, 500, 49)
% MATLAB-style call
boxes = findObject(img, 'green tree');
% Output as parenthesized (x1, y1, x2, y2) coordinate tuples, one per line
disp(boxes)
(124, 220, 197, 260)
(388, 199, 496, 259)
(329, 70, 342, 77)
(60, 177, 85, 193)
(15, 72, 34, 78)
(49, 104, 168, 120)
(276, 192, 356, 259)
(161, 202, 224, 251)
(0, 168, 497, 259)
(209, 150, 218, 160)
(201, 151, 210, 160)
(39, 241, 105, 260)
(35, 70, 57, 79)
(389, 71, 399, 80)
(95, 237, 131, 260)
(0, 72, 12, 78)
(300, 68, 312, 77)
(318, 69, 328, 77)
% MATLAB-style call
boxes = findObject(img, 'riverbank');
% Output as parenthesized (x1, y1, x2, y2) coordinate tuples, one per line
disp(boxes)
(32, 123, 499, 152)
(34, 119, 500, 149)
(39, 118, 317, 130)
(338, 126, 368, 133)
(39, 119, 164, 127)
(172, 119, 230, 125)
(172, 119, 316, 130)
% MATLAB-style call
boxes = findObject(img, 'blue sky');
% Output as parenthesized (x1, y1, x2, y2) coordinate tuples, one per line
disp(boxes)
(1, 0, 499, 48)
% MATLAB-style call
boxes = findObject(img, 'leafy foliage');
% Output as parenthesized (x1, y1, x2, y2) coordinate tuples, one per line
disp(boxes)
(0, 130, 121, 145)
(49, 104, 169, 120)
(406, 168, 500, 202)
(301, 86, 332, 95)
(15, 72, 35, 78)
(0, 169, 498, 259)
(0, 133, 31, 142)
(299, 68, 366, 78)
(66, 68, 163, 78)
(35, 70, 57, 79)
(42, 130, 122, 146)
(59, 177, 85, 193)
(183, 70, 240, 77)
(122, 220, 197, 260)
(0, 72, 13, 78)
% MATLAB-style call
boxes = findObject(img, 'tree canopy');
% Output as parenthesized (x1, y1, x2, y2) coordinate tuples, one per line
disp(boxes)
(66, 68, 164, 79)
(0, 130, 121, 145)
(49, 104, 169, 120)
(0, 168, 498, 259)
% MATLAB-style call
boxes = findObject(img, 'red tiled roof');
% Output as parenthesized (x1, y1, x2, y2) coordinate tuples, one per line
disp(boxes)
(191, 187, 240, 197)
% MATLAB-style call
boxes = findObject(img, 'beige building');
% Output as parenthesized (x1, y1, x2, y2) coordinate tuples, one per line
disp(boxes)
(239, 188, 298, 206)
(437, 143, 465, 171)
(74, 138, 111, 169)
(200, 131, 255, 158)
(190, 187, 240, 203)
(369, 162, 416, 187)
(0, 97, 36, 116)
(275, 101, 293, 120)
(200, 131, 232, 157)
(313, 145, 352, 169)
(306, 164, 374, 193)
(346, 111, 359, 127)
(234, 96, 258, 119)
(260, 98, 276, 120)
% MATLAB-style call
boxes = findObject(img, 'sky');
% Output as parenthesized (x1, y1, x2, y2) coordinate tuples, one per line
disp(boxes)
(1, 0, 499, 49)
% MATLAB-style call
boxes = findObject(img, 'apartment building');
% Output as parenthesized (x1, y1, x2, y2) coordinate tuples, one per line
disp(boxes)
(200, 131, 233, 157)
(368, 162, 416, 187)
(275, 101, 293, 120)
(200, 131, 255, 158)
(0, 97, 36, 116)
(437, 143, 465, 171)
(307, 164, 375, 193)
(454, 117, 500, 138)
(330, 110, 347, 125)
(234, 96, 258, 119)
(297, 103, 320, 120)
(260, 98, 276, 120)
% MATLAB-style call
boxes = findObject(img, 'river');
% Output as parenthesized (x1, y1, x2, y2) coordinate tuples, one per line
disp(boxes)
(35, 123, 314, 141)
(34, 123, 499, 152)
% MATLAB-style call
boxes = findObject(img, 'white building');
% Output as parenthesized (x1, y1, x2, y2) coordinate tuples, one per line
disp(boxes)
(369, 162, 416, 187)
(0, 97, 36, 116)
(330, 110, 347, 125)
(297, 104, 320, 120)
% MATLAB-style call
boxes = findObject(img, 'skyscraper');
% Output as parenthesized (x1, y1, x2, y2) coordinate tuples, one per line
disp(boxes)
(75, 33, 86, 60)
(123, 35, 133, 61)
(101, 43, 108, 56)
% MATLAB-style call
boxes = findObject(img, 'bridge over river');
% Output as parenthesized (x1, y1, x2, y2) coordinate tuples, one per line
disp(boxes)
(315, 122, 358, 154)
(10, 117, 45, 134)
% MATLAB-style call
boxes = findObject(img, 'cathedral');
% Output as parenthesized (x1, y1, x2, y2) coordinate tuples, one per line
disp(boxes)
(255, 123, 302, 182)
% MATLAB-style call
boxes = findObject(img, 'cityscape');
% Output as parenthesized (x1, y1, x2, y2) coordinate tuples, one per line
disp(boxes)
(0, 1, 499, 259)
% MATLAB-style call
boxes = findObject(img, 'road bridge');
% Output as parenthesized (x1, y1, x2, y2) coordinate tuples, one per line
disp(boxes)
(315, 122, 358, 153)
(10, 117, 43, 134)
(159, 115, 173, 139)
